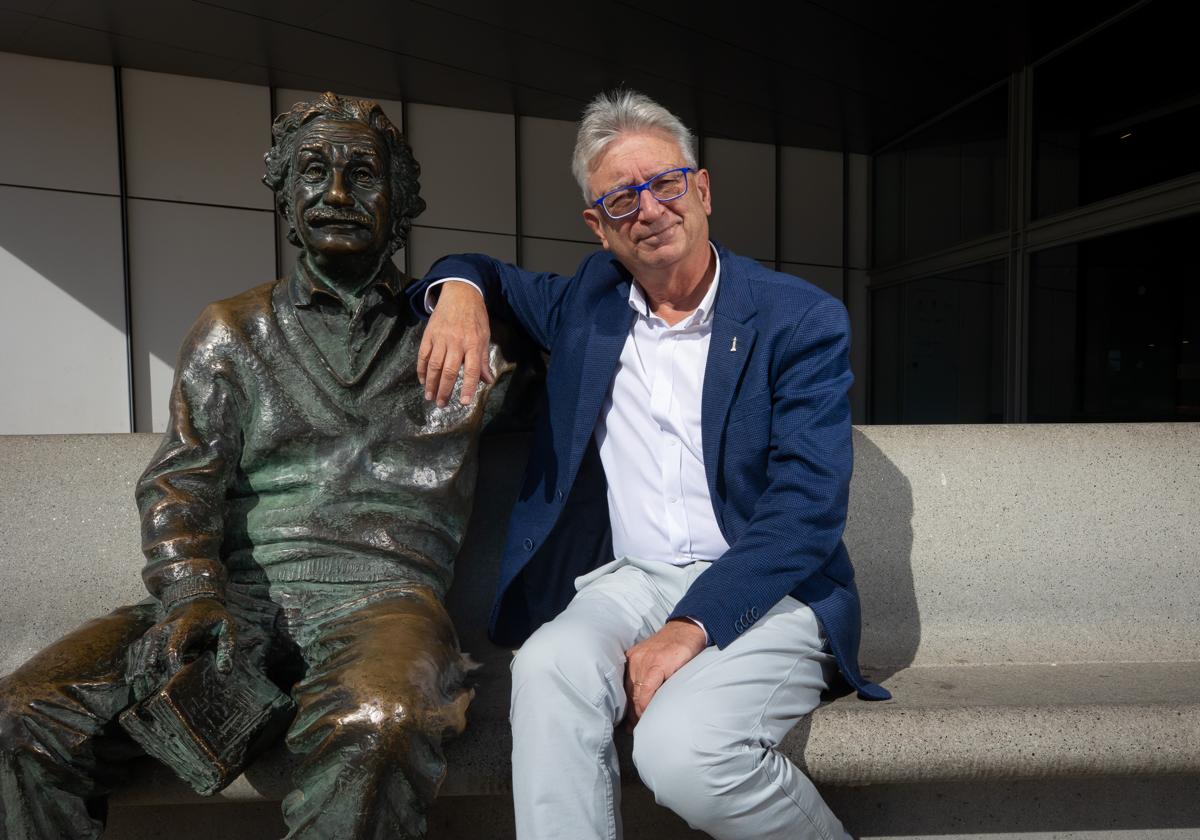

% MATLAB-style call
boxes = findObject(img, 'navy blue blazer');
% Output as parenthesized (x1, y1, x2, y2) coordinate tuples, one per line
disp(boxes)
(418, 242, 889, 701)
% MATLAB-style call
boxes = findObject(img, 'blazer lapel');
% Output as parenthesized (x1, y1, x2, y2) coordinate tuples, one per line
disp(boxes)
(701, 245, 758, 508)
(568, 275, 634, 476)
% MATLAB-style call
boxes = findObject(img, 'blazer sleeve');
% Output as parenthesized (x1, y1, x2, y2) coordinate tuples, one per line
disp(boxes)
(415, 252, 591, 353)
(670, 296, 854, 648)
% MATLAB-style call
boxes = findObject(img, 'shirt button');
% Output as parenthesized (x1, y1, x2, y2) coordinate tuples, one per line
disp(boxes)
(669, 496, 678, 503)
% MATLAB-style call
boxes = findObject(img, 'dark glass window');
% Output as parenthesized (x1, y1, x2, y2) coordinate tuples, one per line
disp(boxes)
(870, 261, 1005, 423)
(1033, 1, 1200, 219)
(872, 87, 1008, 268)
(1029, 214, 1200, 421)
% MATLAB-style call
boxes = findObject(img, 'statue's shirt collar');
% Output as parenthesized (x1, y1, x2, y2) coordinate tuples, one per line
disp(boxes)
(289, 256, 404, 309)
(285, 257, 409, 386)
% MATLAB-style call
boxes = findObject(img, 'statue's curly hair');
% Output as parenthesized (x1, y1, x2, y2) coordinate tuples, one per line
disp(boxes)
(263, 92, 425, 258)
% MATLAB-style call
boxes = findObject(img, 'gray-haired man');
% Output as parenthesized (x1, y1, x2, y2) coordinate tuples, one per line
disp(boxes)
(418, 89, 887, 839)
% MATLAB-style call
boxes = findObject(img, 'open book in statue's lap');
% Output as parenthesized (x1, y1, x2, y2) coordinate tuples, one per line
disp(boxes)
(0, 93, 511, 840)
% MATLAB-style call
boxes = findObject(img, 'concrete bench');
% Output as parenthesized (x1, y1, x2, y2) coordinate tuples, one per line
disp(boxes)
(2, 424, 1199, 839)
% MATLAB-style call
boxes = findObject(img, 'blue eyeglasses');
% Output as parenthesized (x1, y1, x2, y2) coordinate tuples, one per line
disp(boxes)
(593, 167, 696, 220)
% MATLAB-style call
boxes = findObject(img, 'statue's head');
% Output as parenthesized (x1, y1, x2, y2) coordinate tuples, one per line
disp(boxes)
(264, 93, 425, 267)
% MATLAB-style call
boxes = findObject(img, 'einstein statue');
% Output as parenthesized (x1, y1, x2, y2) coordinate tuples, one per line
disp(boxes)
(0, 92, 511, 839)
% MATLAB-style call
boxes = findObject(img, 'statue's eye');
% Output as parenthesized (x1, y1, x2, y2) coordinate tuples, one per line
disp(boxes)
(302, 162, 326, 181)
(350, 167, 376, 186)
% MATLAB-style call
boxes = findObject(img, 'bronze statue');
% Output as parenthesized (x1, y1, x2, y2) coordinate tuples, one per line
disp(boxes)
(0, 93, 511, 839)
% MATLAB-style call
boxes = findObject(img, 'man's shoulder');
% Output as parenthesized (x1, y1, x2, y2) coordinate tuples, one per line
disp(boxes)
(717, 246, 846, 329)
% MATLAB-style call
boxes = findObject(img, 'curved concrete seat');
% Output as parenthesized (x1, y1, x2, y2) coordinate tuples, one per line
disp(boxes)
(3, 424, 1199, 821)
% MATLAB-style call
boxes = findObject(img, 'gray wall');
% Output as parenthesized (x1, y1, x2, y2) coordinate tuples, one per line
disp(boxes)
(0, 50, 868, 434)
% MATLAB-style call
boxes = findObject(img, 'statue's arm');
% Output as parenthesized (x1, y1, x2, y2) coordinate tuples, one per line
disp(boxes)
(136, 309, 246, 608)
(128, 306, 246, 689)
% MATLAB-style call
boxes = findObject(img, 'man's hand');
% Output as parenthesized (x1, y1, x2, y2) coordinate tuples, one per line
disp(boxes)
(126, 598, 237, 700)
(623, 619, 707, 728)
(417, 281, 493, 407)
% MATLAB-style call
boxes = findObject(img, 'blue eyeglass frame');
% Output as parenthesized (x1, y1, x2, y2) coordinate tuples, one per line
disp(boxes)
(593, 167, 696, 220)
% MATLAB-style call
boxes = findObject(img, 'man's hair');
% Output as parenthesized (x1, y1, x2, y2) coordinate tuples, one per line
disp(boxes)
(571, 89, 699, 204)
(263, 92, 425, 257)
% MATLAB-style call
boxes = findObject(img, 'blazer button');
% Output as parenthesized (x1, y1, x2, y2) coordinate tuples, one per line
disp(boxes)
(734, 619, 744, 633)
(555, 490, 564, 501)
(750, 606, 760, 620)
(523, 538, 534, 551)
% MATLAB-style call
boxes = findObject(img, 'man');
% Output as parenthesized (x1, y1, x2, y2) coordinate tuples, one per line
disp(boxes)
(416, 89, 890, 840)
(0, 93, 510, 839)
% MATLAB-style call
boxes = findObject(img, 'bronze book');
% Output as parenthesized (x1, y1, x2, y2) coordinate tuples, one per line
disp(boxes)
(119, 652, 296, 796)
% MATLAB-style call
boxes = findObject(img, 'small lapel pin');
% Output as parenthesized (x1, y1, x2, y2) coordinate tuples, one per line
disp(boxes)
(730, 336, 737, 352)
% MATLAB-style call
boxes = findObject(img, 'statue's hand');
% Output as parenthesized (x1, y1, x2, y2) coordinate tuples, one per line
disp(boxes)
(417, 280, 493, 408)
(127, 598, 237, 699)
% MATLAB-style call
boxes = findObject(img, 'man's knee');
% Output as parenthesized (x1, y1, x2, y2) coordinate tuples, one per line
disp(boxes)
(510, 619, 616, 710)
(632, 699, 760, 823)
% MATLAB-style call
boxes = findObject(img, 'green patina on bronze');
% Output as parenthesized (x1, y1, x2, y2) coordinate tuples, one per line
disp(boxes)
(0, 93, 511, 839)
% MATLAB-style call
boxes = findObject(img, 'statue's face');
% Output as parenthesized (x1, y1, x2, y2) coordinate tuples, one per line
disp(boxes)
(290, 119, 391, 261)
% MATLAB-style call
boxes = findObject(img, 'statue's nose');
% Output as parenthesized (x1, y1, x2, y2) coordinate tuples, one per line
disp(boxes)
(325, 168, 354, 207)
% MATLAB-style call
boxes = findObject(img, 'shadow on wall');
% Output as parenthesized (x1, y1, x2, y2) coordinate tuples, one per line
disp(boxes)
(0, 190, 127, 336)
(845, 429, 919, 683)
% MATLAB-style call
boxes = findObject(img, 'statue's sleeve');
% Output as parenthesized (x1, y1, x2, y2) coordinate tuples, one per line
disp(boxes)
(135, 304, 247, 610)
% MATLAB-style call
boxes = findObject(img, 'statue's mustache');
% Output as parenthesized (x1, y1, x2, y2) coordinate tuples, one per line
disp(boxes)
(304, 206, 373, 227)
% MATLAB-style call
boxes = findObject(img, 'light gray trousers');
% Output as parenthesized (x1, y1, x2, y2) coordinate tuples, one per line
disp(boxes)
(509, 556, 852, 840)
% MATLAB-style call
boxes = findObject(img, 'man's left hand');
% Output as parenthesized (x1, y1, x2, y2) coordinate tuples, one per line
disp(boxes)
(623, 619, 707, 728)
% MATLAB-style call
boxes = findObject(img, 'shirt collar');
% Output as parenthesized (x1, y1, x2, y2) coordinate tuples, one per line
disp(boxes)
(627, 241, 722, 325)
(289, 255, 403, 308)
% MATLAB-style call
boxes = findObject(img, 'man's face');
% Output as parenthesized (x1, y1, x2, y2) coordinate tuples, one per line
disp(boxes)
(581, 130, 711, 276)
(289, 119, 391, 261)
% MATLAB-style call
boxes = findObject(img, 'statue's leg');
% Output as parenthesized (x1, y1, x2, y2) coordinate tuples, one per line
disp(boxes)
(0, 602, 157, 840)
(280, 587, 472, 840)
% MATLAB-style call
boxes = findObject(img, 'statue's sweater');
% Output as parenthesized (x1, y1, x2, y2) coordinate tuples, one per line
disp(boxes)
(135, 261, 511, 604)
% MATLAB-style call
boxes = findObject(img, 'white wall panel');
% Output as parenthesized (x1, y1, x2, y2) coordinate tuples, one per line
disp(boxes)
(520, 116, 586, 242)
(704, 138, 775, 261)
(0, 185, 128, 433)
(122, 69, 272, 210)
(522, 237, 596, 277)
(406, 104, 515, 235)
(780, 146, 843, 266)
(128, 200, 276, 432)
(407, 226, 515, 278)
(0, 52, 119, 195)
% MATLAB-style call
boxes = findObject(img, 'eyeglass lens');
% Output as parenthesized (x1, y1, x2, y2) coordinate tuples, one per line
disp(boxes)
(603, 169, 689, 217)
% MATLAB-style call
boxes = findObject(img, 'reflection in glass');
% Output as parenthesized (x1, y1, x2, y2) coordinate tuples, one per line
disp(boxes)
(870, 261, 1005, 423)
(1033, 1, 1200, 218)
(1029, 214, 1200, 421)
(873, 87, 1008, 267)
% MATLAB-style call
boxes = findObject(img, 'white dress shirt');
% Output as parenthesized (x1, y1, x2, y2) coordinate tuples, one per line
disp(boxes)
(596, 244, 730, 567)
(427, 245, 728, 639)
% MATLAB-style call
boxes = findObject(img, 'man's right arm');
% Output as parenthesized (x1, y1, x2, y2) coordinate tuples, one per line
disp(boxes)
(413, 252, 588, 406)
